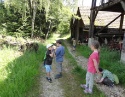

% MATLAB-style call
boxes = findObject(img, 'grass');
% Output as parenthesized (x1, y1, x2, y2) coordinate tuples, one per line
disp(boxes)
(76, 45, 92, 58)
(63, 42, 106, 97)
(0, 44, 46, 97)
(0, 33, 58, 97)
(76, 44, 125, 87)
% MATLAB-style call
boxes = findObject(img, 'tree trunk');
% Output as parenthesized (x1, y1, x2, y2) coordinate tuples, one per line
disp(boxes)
(31, 0, 37, 38)
(22, 0, 27, 21)
(39, 10, 42, 36)
(45, 21, 51, 40)
(39, 24, 42, 36)
(45, 32, 49, 41)
(28, 0, 32, 16)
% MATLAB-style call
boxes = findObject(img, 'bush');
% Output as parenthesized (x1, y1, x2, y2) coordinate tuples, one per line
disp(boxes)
(57, 21, 70, 34)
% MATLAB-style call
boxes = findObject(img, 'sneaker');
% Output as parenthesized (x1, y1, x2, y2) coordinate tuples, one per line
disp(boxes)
(84, 89, 92, 94)
(55, 74, 62, 79)
(46, 77, 52, 83)
(109, 84, 114, 88)
(80, 84, 88, 89)
(48, 78, 52, 83)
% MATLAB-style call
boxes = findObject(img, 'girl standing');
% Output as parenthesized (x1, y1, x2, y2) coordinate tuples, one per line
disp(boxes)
(81, 40, 100, 94)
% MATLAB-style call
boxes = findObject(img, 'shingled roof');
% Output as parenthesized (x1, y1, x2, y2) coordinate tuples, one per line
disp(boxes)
(78, 6, 125, 28)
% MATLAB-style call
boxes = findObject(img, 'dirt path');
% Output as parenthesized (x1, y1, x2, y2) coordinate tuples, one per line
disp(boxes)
(64, 40, 125, 97)
(40, 57, 86, 97)
(40, 60, 64, 97)
(39, 45, 86, 97)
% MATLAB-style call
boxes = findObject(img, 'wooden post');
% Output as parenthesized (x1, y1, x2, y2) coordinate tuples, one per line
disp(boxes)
(121, 33, 125, 63)
(70, 18, 73, 38)
(119, 13, 124, 33)
(88, 0, 96, 46)
(101, 0, 104, 4)
(121, 0, 125, 11)
(93, 11, 98, 22)
(89, 0, 97, 38)
(76, 19, 79, 42)
(120, 1, 125, 63)
(72, 16, 75, 38)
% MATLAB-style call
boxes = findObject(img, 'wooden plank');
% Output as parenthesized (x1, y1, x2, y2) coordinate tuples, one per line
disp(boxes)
(120, 0, 125, 11)
(93, 11, 98, 22)
(119, 13, 124, 33)
(92, 0, 121, 11)
(97, 14, 122, 34)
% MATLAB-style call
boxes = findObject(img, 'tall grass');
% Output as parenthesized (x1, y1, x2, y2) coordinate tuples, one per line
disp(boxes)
(63, 42, 105, 97)
(76, 45, 125, 87)
(0, 44, 46, 97)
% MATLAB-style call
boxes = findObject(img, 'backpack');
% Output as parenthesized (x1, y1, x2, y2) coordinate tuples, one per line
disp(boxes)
(113, 74, 119, 84)
(43, 51, 47, 66)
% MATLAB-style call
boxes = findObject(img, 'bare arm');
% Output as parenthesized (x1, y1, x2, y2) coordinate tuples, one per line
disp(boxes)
(49, 51, 54, 57)
(99, 77, 104, 83)
(93, 59, 99, 73)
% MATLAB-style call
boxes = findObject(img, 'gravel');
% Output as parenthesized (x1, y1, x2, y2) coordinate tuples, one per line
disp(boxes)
(65, 41, 125, 97)
(40, 63, 64, 97)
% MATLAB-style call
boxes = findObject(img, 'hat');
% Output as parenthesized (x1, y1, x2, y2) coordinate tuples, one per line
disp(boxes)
(46, 44, 53, 49)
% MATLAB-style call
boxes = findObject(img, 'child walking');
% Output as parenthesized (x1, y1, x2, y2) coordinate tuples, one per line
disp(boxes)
(81, 40, 100, 94)
(44, 44, 54, 83)
(72, 38, 76, 51)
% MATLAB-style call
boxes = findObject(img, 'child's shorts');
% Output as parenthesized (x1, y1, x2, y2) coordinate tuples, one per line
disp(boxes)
(45, 65, 52, 72)
(73, 45, 76, 48)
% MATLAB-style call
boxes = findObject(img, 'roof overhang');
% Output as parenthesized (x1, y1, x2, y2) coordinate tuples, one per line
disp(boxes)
(92, 0, 125, 13)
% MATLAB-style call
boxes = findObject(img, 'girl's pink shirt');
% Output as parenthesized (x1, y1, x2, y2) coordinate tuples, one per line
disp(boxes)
(87, 51, 99, 74)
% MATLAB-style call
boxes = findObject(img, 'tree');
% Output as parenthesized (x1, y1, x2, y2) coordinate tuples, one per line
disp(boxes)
(31, 0, 37, 38)
(1, 0, 78, 38)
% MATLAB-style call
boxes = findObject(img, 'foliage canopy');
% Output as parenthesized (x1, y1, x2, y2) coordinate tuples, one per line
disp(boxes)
(0, 0, 78, 38)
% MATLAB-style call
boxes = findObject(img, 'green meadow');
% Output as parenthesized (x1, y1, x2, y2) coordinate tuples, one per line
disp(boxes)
(0, 44, 46, 97)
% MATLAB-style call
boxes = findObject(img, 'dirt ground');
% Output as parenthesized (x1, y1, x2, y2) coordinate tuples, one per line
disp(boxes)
(64, 41, 125, 97)
(40, 52, 85, 97)
(40, 60, 64, 97)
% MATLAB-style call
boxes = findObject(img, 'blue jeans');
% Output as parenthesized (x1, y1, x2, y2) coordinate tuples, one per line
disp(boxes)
(56, 62, 62, 73)
(45, 65, 52, 72)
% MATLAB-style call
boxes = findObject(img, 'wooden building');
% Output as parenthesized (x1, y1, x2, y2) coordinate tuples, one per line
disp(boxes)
(70, 6, 125, 44)
(89, 0, 125, 62)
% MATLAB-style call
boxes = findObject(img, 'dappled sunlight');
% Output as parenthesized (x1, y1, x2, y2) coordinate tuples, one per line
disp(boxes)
(0, 48, 22, 82)
(45, 33, 70, 44)
(60, 33, 70, 40)
(45, 34, 60, 44)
